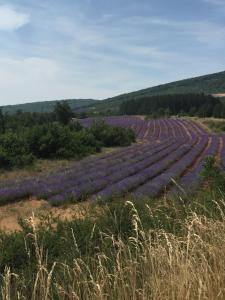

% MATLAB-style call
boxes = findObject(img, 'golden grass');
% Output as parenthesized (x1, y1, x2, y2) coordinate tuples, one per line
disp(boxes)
(1, 201, 225, 299)
(0, 198, 101, 232)
(194, 117, 225, 133)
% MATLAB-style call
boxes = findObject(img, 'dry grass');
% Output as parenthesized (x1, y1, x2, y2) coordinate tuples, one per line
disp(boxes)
(0, 159, 73, 181)
(0, 147, 118, 182)
(1, 201, 225, 299)
(0, 198, 101, 232)
(194, 117, 225, 133)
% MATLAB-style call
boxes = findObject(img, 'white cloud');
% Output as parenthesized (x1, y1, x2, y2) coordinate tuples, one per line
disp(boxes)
(0, 5, 29, 31)
(0, 57, 69, 103)
(0, 56, 131, 103)
(0, 2, 224, 105)
(0, 55, 168, 105)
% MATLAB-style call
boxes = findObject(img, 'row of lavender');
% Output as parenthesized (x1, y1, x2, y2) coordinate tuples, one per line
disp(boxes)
(0, 137, 174, 203)
(0, 117, 223, 204)
(80, 116, 207, 141)
(221, 135, 225, 171)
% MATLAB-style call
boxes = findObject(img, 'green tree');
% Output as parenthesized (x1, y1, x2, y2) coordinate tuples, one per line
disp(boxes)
(0, 109, 5, 134)
(201, 156, 225, 191)
(164, 108, 171, 117)
(189, 107, 196, 116)
(54, 101, 73, 125)
(79, 111, 88, 119)
(0, 132, 34, 168)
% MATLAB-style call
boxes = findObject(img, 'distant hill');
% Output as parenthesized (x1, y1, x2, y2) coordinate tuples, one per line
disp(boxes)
(1, 99, 97, 114)
(2, 70, 225, 114)
(88, 70, 225, 113)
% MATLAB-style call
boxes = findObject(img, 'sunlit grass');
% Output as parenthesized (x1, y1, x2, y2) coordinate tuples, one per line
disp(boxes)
(0, 189, 225, 299)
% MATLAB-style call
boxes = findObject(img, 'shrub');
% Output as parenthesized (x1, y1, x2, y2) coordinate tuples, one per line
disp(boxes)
(26, 124, 101, 159)
(54, 101, 74, 125)
(0, 119, 135, 169)
(201, 156, 225, 191)
(89, 120, 135, 147)
(0, 132, 34, 169)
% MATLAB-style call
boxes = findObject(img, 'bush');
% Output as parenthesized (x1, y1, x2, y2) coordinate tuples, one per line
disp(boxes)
(89, 120, 136, 147)
(26, 124, 101, 159)
(201, 156, 225, 191)
(0, 132, 34, 169)
(204, 120, 225, 133)
(0, 119, 136, 169)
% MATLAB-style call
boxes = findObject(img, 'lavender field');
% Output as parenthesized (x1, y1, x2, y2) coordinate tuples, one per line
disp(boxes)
(0, 117, 224, 205)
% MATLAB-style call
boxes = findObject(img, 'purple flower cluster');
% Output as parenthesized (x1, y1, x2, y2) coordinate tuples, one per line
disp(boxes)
(221, 135, 225, 171)
(0, 117, 223, 204)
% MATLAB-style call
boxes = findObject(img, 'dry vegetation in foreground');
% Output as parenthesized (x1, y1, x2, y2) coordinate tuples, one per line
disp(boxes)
(0, 199, 98, 232)
(195, 117, 225, 133)
(0, 192, 225, 299)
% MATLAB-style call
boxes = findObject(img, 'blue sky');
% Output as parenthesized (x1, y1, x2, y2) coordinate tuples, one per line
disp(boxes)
(0, 0, 225, 105)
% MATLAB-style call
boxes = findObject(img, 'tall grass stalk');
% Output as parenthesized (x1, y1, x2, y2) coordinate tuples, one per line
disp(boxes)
(1, 199, 225, 299)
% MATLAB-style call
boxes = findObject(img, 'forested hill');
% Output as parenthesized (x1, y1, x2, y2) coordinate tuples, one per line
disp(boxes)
(2, 70, 225, 114)
(1, 99, 97, 114)
(120, 93, 225, 118)
(88, 70, 225, 113)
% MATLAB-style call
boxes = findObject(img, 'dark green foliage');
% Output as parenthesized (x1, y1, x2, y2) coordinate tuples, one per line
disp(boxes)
(89, 120, 136, 147)
(4, 111, 55, 131)
(0, 109, 5, 134)
(212, 103, 225, 118)
(80, 70, 225, 114)
(201, 156, 225, 191)
(69, 121, 84, 131)
(120, 93, 223, 118)
(1, 99, 97, 114)
(0, 132, 34, 168)
(79, 111, 88, 119)
(25, 124, 100, 159)
(2, 70, 225, 115)
(24, 121, 134, 160)
(0, 109, 135, 169)
(54, 101, 74, 125)
(0, 231, 29, 270)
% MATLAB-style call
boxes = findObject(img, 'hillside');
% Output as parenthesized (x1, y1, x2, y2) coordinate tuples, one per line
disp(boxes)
(89, 70, 225, 113)
(2, 70, 225, 114)
(120, 94, 222, 117)
(1, 99, 97, 114)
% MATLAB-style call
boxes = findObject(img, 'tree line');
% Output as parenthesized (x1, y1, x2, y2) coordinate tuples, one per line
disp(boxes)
(0, 102, 135, 169)
(120, 93, 225, 118)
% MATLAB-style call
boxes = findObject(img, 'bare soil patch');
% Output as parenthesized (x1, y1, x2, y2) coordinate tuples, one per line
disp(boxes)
(0, 198, 97, 232)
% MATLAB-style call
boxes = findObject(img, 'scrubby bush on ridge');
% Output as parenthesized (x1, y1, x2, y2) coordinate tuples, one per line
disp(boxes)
(89, 119, 136, 147)
(0, 120, 135, 170)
